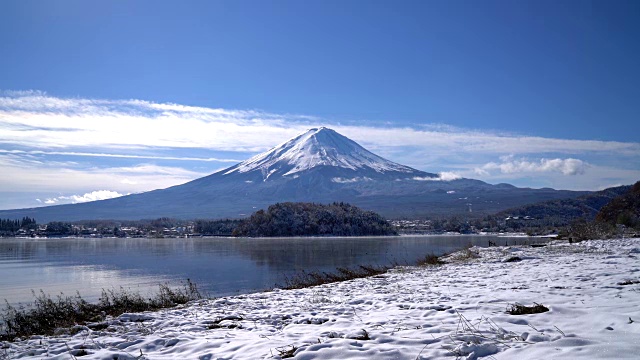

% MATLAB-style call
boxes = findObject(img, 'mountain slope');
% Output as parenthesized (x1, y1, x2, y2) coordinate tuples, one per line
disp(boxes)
(495, 184, 632, 223)
(0, 128, 587, 222)
(223, 127, 425, 180)
(595, 181, 640, 226)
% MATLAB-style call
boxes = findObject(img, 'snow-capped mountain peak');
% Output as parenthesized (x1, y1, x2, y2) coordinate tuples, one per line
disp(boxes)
(224, 127, 424, 180)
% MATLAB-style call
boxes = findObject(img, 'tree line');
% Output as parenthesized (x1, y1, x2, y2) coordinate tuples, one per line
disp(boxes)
(232, 202, 397, 237)
(398, 181, 640, 240)
(2, 182, 637, 240)
(0, 217, 37, 235)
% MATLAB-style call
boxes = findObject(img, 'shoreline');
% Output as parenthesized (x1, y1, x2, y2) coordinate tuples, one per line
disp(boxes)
(3, 232, 539, 240)
(4, 238, 639, 359)
(0, 234, 547, 308)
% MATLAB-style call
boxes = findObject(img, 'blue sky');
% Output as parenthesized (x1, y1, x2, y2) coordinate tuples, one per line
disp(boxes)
(1, 0, 639, 209)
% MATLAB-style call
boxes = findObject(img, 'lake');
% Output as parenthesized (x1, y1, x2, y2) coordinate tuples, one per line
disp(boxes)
(0, 235, 539, 305)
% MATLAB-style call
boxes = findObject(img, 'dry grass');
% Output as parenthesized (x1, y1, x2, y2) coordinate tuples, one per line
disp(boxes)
(461, 247, 480, 259)
(1, 280, 201, 341)
(442, 246, 480, 263)
(282, 265, 389, 290)
(416, 253, 444, 266)
(436, 310, 528, 359)
(274, 344, 298, 358)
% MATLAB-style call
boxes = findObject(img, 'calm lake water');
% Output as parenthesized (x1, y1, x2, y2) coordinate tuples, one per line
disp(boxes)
(0, 235, 539, 305)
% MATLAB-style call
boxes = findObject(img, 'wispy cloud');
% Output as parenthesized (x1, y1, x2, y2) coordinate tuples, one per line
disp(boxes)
(475, 156, 588, 176)
(2, 91, 639, 157)
(0, 90, 639, 209)
(338, 125, 640, 158)
(37, 190, 125, 205)
(0, 153, 208, 194)
(0, 91, 309, 152)
(331, 177, 373, 183)
(412, 172, 462, 181)
(0, 149, 242, 162)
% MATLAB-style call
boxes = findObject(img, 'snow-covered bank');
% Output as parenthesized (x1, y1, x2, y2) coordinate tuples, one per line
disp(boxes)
(5, 238, 640, 359)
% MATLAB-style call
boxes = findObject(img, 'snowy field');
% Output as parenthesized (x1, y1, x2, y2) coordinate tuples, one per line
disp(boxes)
(4, 238, 640, 359)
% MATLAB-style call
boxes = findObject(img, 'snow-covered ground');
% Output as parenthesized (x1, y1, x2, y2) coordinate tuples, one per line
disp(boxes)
(4, 238, 640, 359)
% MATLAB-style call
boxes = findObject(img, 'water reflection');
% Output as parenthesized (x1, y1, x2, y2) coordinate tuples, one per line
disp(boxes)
(0, 235, 539, 305)
(227, 237, 393, 270)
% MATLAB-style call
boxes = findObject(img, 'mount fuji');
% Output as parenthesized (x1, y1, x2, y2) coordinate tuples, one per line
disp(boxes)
(0, 127, 585, 222)
(223, 127, 430, 181)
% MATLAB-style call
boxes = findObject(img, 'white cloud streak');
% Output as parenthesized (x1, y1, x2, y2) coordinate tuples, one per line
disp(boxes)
(336, 125, 640, 158)
(438, 171, 463, 181)
(0, 91, 308, 152)
(0, 90, 638, 207)
(37, 190, 125, 205)
(412, 172, 462, 181)
(0, 153, 208, 194)
(475, 156, 588, 176)
(331, 177, 372, 183)
(0, 149, 242, 162)
(1, 91, 639, 158)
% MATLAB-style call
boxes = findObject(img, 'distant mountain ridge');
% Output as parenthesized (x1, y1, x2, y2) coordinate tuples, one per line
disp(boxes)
(0, 127, 588, 222)
(495, 184, 632, 223)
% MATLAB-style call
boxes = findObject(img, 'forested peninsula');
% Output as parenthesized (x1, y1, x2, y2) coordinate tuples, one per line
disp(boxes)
(232, 202, 397, 237)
